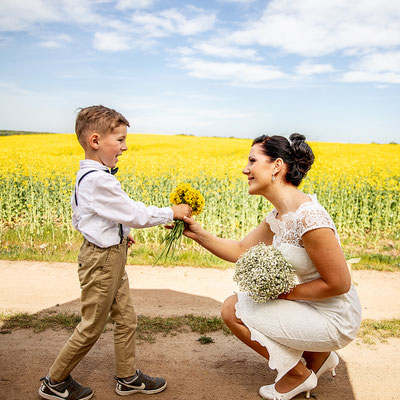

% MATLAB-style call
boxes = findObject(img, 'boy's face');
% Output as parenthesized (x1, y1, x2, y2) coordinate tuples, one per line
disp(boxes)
(96, 124, 128, 168)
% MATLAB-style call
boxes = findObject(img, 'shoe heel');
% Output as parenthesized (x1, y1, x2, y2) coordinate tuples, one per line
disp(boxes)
(316, 351, 340, 379)
(306, 390, 311, 399)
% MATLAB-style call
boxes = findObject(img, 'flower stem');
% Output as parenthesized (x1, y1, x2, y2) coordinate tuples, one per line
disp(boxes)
(153, 220, 185, 265)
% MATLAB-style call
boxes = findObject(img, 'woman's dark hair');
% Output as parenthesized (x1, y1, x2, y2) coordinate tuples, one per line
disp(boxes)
(252, 133, 314, 187)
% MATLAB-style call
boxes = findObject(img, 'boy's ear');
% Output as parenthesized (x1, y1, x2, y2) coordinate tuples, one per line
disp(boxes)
(88, 132, 100, 149)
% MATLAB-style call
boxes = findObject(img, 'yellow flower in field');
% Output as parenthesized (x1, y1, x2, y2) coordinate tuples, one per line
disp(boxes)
(169, 183, 204, 215)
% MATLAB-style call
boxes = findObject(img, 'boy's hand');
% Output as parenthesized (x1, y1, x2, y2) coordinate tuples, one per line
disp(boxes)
(127, 235, 135, 247)
(171, 204, 192, 220)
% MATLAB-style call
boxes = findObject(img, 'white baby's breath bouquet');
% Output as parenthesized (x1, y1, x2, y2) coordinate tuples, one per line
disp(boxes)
(234, 243, 297, 303)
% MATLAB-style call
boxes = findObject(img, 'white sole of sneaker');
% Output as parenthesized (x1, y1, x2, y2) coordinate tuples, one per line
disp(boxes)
(116, 381, 167, 396)
(39, 388, 94, 400)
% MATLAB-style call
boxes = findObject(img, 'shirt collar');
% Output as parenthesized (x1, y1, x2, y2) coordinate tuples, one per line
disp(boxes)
(80, 159, 109, 172)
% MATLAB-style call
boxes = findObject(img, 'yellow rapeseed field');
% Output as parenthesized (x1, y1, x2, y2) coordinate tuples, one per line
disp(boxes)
(1, 134, 399, 184)
(0, 133, 399, 246)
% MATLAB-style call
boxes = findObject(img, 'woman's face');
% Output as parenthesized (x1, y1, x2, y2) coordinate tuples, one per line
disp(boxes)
(242, 144, 275, 195)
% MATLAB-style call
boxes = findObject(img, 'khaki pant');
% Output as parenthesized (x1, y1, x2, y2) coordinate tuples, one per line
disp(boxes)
(49, 238, 137, 381)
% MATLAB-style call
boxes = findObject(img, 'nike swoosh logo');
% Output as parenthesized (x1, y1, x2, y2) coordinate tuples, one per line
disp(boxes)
(124, 382, 146, 390)
(49, 387, 69, 398)
(135, 383, 146, 389)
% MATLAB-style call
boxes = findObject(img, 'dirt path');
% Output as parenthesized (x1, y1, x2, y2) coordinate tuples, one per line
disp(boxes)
(1, 260, 399, 400)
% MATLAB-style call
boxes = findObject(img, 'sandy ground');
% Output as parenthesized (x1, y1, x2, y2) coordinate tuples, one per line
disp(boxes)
(0, 260, 399, 400)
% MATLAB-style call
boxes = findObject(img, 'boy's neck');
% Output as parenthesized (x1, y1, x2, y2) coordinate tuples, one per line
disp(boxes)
(84, 152, 109, 168)
(84, 148, 101, 163)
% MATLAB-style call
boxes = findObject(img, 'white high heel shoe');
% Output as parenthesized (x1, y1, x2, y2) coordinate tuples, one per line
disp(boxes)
(315, 351, 339, 378)
(259, 370, 318, 400)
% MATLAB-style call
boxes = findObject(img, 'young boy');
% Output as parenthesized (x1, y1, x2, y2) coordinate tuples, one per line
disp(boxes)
(39, 105, 191, 400)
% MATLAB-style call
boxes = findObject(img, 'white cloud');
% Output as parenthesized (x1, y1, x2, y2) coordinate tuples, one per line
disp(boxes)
(130, 12, 173, 38)
(40, 34, 72, 48)
(163, 9, 215, 35)
(341, 51, 400, 84)
(220, 0, 256, 3)
(93, 31, 132, 51)
(194, 40, 261, 60)
(295, 62, 336, 76)
(0, 0, 104, 32)
(58, 0, 104, 25)
(342, 71, 400, 84)
(180, 57, 287, 84)
(116, 0, 156, 10)
(229, 0, 400, 57)
(130, 8, 216, 37)
(355, 51, 400, 73)
(175, 46, 196, 56)
(0, 0, 60, 31)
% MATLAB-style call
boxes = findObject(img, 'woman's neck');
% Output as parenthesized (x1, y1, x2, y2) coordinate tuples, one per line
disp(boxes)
(263, 185, 311, 218)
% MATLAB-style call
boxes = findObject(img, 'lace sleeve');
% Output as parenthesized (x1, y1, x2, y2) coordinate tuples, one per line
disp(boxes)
(265, 208, 277, 224)
(297, 206, 337, 238)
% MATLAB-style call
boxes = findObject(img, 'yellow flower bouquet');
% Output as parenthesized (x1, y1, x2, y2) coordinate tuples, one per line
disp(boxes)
(155, 183, 204, 264)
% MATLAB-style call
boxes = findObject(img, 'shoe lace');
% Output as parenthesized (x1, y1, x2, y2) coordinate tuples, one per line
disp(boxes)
(68, 378, 82, 394)
(140, 371, 157, 385)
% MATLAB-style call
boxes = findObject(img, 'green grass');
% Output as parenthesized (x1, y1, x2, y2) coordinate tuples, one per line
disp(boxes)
(0, 237, 232, 268)
(353, 254, 400, 272)
(136, 314, 230, 343)
(2, 312, 399, 346)
(1, 234, 398, 271)
(0, 311, 81, 334)
(358, 319, 400, 344)
(1, 220, 399, 270)
(129, 244, 232, 268)
(341, 231, 400, 272)
(197, 336, 215, 344)
(0, 312, 231, 342)
(0, 223, 232, 267)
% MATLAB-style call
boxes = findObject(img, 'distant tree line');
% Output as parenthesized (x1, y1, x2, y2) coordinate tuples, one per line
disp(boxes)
(0, 130, 53, 136)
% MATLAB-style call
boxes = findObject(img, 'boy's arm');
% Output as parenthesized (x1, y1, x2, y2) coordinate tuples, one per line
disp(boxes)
(91, 175, 175, 228)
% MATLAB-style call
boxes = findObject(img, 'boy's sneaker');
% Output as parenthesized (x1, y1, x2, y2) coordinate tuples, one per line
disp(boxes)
(115, 369, 167, 395)
(39, 375, 93, 400)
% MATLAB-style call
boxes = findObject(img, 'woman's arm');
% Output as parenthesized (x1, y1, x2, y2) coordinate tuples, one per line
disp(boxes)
(282, 228, 351, 301)
(182, 216, 274, 263)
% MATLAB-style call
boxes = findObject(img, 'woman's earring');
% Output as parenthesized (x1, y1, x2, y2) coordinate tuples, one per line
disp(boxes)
(272, 173, 275, 181)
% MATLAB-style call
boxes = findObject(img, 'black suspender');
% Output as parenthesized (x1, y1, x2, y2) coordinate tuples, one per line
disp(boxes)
(74, 169, 124, 244)
(74, 170, 98, 207)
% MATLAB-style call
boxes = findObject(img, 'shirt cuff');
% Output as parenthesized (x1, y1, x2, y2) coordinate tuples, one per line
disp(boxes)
(162, 207, 174, 223)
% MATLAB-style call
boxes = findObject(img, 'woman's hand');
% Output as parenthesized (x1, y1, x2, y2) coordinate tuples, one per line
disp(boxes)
(182, 216, 203, 240)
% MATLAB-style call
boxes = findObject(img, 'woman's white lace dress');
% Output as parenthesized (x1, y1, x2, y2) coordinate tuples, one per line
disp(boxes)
(235, 194, 362, 382)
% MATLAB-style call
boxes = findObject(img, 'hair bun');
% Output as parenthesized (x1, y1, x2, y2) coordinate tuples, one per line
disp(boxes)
(289, 133, 306, 143)
(288, 133, 314, 184)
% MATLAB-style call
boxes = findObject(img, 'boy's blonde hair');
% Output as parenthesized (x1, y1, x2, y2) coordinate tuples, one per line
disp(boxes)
(75, 105, 130, 146)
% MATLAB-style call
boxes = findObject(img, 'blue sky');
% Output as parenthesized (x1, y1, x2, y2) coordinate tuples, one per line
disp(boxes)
(1, 0, 400, 143)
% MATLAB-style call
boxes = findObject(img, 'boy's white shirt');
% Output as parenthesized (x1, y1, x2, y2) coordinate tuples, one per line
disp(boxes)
(71, 159, 173, 248)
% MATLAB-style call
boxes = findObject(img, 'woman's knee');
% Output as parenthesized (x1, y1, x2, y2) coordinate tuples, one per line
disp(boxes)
(221, 294, 238, 324)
